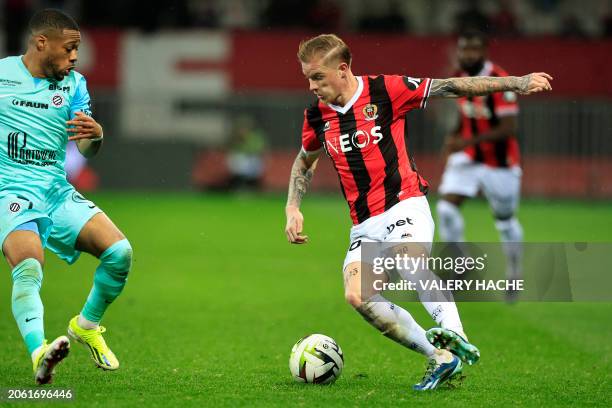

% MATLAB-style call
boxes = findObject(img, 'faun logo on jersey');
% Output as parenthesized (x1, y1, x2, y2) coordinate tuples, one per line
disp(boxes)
(51, 93, 65, 108)
(11, 99, 49, 110)
(6, 131, 58, 167)
(363, 104, 378, 121)
(324, 125, 383, 156)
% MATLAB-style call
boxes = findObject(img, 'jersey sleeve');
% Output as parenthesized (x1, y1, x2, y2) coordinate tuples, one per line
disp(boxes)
(385, 75, 432, 116)
(70, 75, 93, 118)
(492, 90, 519, 117)
(301, 109, 323, 153)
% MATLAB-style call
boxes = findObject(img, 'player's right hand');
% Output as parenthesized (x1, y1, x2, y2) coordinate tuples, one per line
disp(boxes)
(285, 206, 309, 244)
(519, 72, 553, 95)
(66, 111, 103, 141)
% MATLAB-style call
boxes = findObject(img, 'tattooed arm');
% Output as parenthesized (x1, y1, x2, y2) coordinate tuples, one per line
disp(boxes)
(430, 72, 553, 98)
(285, 149, 320, 244)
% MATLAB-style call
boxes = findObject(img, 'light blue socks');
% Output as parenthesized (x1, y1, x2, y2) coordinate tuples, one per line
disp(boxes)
(81, 239, 133, 323)
(11, 258, 45, 354)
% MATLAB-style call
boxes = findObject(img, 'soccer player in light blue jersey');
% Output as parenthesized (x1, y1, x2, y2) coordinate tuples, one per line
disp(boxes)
(0, 9, 132, 384)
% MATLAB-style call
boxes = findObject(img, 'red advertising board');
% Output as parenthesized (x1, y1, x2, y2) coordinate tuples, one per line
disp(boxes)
(231, 31, 612, 97)
(77, 29, 121, 88)
(82, 30, 612, 97)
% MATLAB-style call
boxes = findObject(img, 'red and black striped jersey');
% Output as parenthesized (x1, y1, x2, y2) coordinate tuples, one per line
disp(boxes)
(455, 61, 521, 167)
(302, 74, 431, 225)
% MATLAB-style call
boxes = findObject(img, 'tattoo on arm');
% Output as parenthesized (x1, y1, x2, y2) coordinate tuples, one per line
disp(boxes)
(287, 150, 317, 208)
(343, 267, 359, 286)
(430, 75, 530, 98)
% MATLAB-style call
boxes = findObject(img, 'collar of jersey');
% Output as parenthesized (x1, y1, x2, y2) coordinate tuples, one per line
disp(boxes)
(17, 56, 32, 77)
(17, 55, 46, 86)
(328, 76, 363, 115)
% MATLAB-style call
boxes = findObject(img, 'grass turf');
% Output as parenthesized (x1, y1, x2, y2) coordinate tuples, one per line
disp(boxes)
(0, 193, 610, 407)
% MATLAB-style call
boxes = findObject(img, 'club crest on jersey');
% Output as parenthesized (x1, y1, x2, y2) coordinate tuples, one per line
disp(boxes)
(9, 202, 20, 212)
(363, 104, 378, 121)
(323, 121, 330, 131)
(51, 92, 65, 108)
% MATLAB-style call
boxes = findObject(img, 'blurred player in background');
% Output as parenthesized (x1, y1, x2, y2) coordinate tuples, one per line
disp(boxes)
(0, 9, 131, 384)
(285, 34, 551, 390)
(225, 115, 266, 190)
(436, 31, 523, 301)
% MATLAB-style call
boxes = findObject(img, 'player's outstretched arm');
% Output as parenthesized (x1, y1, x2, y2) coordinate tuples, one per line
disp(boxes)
(430, 73, 553, 98)
(285, 149, 320, 244)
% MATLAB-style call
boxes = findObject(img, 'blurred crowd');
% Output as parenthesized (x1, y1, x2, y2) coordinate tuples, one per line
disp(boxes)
(2, 0, 612, 52)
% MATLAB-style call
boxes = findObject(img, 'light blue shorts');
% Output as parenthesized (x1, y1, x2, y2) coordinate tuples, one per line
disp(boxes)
(0, 184, 102, 264)
(14, 220, 40, 234)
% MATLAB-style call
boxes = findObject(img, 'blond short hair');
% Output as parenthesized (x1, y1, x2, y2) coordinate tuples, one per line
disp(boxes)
(297, 34, 352, 66)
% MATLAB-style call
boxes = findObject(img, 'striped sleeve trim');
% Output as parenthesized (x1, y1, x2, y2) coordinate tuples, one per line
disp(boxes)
(420, 78, 433, 109)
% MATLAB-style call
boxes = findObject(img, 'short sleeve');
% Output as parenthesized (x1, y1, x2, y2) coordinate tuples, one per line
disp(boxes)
(301, 109, 323, 153)
(70, 75, 93, 118)
(492, 90, 519, 117)
(385, 75, 432, 116)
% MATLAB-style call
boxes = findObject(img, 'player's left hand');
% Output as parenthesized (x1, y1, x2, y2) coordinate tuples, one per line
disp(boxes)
(518, 72, 553, 95)
(66, 111, 103, 141)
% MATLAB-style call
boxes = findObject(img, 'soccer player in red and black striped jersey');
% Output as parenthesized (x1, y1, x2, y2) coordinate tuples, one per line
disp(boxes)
(284, 34, 552, 390)
(437, 31, 524, 302)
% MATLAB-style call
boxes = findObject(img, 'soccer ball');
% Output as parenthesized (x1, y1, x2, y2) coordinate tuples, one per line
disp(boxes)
(289, 334, 344, 384)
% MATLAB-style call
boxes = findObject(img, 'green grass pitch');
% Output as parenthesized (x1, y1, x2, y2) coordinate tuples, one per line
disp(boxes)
(0, 193, 610, 407)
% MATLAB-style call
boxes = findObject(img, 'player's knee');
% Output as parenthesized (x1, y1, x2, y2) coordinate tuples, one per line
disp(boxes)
(345, 290, 364, 309)
(11, 258, 43, 294)
(4, 232, 45, 268)
(490, 196, 517, 221)
(491, 203, 516, 225)
(100, 239, 133, 279)
(495, 216, 522, 234)
(493, 211, 515, 224)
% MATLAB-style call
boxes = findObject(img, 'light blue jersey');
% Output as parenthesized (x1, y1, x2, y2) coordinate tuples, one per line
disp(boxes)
(0, 55, 91, 198)
(0, 56, 101, 264)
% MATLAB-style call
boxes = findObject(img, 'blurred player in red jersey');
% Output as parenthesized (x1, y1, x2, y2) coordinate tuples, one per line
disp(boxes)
(436, 31, 523, 301)
(284, 34, 552, 390)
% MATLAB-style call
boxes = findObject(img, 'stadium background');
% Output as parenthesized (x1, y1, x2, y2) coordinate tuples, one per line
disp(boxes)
(0, 0, 611, 407)
(2, 0, 610, 196)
